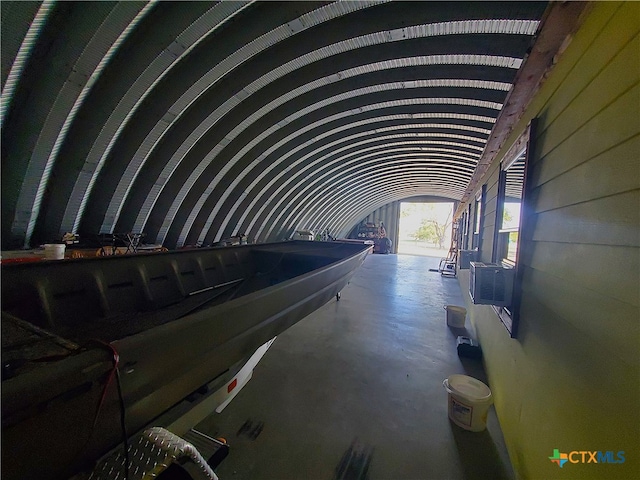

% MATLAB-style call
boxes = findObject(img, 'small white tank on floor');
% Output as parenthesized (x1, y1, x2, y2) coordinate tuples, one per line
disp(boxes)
(444, 305, 466, 327)
(443, 374, 493, 431)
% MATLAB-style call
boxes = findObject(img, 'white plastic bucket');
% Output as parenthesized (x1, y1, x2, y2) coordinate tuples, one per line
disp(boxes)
(444, 305, 466, 328)
(443, 374, 493, 431)
(44, 243, 66, 260)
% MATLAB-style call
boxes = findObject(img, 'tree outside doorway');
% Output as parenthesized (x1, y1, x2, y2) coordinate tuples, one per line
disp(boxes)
(398, 202, 454, 257)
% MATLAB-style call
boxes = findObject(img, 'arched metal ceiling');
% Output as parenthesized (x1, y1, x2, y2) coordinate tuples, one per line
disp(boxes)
(1, 1, 552, 249)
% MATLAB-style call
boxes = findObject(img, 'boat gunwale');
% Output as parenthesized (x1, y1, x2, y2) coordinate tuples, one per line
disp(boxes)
(1, 241, 372, 336)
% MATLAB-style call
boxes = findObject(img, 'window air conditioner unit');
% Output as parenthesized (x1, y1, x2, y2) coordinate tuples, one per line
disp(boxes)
(459, 250, 477, 269)
(469, 262, 515, 306)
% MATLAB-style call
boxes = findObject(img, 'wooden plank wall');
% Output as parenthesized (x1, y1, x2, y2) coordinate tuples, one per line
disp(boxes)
(458, 3, 640, 479)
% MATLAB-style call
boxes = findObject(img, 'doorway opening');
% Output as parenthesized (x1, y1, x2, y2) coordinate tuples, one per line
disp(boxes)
(398, 202, 454, 257)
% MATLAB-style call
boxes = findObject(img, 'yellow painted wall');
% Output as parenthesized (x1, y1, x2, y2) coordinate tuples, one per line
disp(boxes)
(458, 2, 640, 479)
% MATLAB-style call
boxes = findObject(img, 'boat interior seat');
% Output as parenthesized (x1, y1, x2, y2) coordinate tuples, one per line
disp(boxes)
(1, 242, 354, 335)
(1, 266, 105, 330)
(172, 256, 209, 295)
(46, 269, 106, 328)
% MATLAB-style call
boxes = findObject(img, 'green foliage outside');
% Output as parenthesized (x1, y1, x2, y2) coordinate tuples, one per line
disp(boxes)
(411, 218, 450, 248)
(399, 202, 454, 254)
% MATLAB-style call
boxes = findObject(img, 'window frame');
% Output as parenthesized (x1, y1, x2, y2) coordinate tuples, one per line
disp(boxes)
(471, 185, 486, 252)
(461, 209, 469, 250)
(491, 119, 537, 338)
(465, 203, 472, 249)
(494, 156, 525, 267)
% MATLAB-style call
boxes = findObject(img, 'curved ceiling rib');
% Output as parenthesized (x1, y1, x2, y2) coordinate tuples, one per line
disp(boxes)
(1, 1, 550, 250)
(284, 167, 471, 239)
(216, 131, 485, 244)
(137, 70, 508, 236)
(218, 131, 487, 241)
(99, 1, 385, 235)
(191, 113, 490, 242)
(144, 74, 506, 242)
(22, 2, 157, 246)
(127, 50, 522, 244)
(147, 89, 502, 245)
(133, 51, 518, 244)
(324, 176, 470, 233)
(0, 0, 54, 127)
(311, 178, 452, 238)
(247, 149, 474, 243)
(178, 99, 498, 246)
(333, 185, 446, 236)
(63, 1, 255, 235)
(5, 2, 151, 248)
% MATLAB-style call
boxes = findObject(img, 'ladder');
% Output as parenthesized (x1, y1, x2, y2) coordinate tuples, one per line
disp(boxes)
(438, 220, 460, 277)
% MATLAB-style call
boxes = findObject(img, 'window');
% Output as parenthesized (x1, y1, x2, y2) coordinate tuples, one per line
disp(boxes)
(466, 204, 472, 249)
(461, 210, 469, 250)
(474, 196, 482, 234)
(492, 119, 537, 337)
(472, 185, 485, 251)
(497, 152, 525, 265)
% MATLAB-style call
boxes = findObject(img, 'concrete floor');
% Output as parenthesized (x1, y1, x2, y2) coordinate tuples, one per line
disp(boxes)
(195, 253, 514, 480)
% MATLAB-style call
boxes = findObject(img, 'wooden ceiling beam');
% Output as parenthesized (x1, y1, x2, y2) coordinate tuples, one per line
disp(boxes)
(455, 1, 592, 218)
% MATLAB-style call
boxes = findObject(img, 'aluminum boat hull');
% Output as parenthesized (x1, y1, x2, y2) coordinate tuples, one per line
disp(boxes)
(1, 241, 371, 479)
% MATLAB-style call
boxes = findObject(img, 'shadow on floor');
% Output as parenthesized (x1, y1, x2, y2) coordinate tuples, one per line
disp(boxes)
(333, 438, 374, 480)
(450, 423, 514, 480)
(444, 325, 513, 480)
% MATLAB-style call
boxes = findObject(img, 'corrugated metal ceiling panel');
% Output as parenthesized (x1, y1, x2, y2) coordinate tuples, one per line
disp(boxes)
(1, 1, 552, 249)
